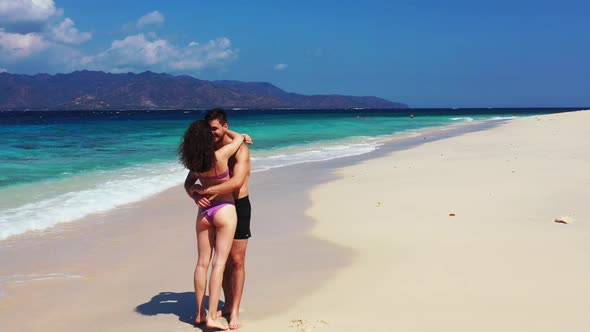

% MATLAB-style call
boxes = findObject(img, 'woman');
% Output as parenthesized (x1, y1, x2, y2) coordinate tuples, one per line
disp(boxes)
(178, 119, 247, 330)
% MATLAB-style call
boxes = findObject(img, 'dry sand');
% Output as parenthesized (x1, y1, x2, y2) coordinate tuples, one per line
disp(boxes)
(1, 110, 589, 332)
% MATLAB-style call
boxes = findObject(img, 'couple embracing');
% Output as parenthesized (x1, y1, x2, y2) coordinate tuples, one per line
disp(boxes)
(179, 108, 252, 330)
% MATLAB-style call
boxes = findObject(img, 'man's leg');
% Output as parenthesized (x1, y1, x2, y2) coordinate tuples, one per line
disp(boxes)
(227, 239, 248, 330)
(221, 255, 234, 314)
(222, 195, 251, 329)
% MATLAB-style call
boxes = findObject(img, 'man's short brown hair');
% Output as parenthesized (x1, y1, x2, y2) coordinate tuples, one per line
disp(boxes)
(204, 108, 228, 125)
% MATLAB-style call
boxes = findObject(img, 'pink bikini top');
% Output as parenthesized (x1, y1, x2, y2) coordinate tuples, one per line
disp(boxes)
(199, 166, 229, 181)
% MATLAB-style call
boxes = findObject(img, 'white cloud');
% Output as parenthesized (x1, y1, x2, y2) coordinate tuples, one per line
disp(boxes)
(274, 63, 288, 71)
(172, 38, 237, 70)
(49, 18, 91, 44)
(0, 0, 58, 23)
(0, 6, 236, 75)
(0, 67, 7, 72)
(137, 11, 164, 28)
(0, 31, 49, 58)
(79, 34, 238, 73)
(0, 2, 90, 64)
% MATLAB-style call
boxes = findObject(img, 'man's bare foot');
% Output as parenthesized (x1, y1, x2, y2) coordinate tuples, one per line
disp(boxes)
(206, 317, 229, 330)
(217, 305, 231, 318)
(228, 312, 241, 330)
(194, 309, 207, 325)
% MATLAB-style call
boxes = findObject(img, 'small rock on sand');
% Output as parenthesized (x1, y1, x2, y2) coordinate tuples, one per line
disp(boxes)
(554, 216, 574, 224)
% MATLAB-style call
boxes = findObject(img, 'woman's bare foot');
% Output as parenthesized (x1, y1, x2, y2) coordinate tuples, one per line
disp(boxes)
(194, 309, 207, 325)
(206, 316, 229, 330)
(228, 312, 241, 330)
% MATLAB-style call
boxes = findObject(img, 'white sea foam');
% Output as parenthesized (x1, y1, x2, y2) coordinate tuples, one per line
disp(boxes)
(0, 163, 187, 241)
(0, 130, 438, 240)
(450, 117, 474, 122)
(251, 136, 387, 172)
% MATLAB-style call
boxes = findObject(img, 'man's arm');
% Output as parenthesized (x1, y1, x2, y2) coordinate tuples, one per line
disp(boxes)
(217, 130, 245, 161)
(200, 145, 250, 196)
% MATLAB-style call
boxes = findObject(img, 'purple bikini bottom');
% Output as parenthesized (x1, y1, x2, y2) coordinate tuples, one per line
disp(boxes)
(202, 201, 235, 223)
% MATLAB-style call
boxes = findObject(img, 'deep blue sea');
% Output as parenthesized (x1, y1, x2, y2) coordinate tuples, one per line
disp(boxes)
(0, 108, 577, 240)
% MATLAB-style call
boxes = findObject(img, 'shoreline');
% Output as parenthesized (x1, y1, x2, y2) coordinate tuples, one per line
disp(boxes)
(2, 111, 589, 331)
(0, 116, 507, 244)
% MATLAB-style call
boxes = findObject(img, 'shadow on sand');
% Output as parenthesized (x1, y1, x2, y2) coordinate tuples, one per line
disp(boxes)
(135, 291, 224, 329)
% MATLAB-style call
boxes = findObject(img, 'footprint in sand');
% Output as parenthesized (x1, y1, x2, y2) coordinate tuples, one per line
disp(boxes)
(289, 319, 329, 332)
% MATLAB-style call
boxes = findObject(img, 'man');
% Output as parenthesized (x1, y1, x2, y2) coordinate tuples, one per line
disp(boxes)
(184, 108, 251, 330)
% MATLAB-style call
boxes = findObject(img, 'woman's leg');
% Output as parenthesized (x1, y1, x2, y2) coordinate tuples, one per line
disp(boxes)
(206, 205, 238, 330)
(194, 216, 215, 324)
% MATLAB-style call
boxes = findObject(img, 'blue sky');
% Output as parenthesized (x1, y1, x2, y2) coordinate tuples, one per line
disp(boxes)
(0, 0, 588, 107)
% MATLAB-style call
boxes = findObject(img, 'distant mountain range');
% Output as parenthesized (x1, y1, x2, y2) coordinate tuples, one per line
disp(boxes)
(0, 71, 407, 110)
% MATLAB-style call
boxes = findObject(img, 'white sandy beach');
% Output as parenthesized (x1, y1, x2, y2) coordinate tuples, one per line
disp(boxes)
(1, 110, 589, 332)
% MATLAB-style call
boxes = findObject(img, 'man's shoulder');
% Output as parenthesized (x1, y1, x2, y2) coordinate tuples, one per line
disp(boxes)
(235, 143, 250, 160)
(227, 143, 249, 166)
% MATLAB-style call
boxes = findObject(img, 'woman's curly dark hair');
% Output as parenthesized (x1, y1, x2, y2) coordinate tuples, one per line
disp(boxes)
(178, 120, 216, 172)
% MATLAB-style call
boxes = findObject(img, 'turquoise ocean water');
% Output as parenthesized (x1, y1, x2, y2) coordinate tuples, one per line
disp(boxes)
(0, 108, 575, 240)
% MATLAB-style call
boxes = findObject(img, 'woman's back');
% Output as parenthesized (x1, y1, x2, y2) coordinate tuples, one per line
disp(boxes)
(195, 158, 233, 202)
(178, 119, 245, 203)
